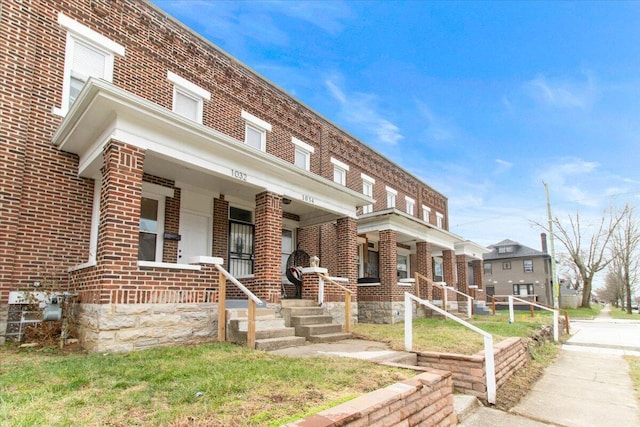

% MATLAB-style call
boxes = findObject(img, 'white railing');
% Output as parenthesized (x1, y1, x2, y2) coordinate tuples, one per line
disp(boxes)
(508, 295, 559, 342)
(214, 263, 262, 349)
(404, 292, 496, 404)
(435, 281, 473, 318)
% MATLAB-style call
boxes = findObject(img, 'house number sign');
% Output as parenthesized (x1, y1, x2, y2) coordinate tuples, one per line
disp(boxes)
(302, 194, 315, 204)
(231, 169, 248, 181)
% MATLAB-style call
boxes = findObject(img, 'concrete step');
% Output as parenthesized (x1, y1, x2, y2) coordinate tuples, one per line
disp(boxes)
(454, 394, 481, 423)
(228, 317, 287, 331)
(458, 406, 553, 426)
(286, 306, 325, 316)
(290, 314, 334, 326)
(281, 299, 317, 308)
(226, 308, 278, 320)
(298, 323, 343, 338)
(308, 332, 352, 343)
(255, 335, 307, 351)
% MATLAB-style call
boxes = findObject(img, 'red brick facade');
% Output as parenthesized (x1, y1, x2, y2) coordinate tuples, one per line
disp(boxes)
(0, 0, 485, 344)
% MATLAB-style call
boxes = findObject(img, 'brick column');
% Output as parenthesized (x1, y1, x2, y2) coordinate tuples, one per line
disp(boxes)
(442, 249, 456, 287)
(456, 255, 469, 295)
(97, 141, 145, 302)
(416, 241, 433, 300)
(472, 259, 484, 290)
(212, 196, 229, 264)
(379, 229, 398, 301)
(336, 217, 358, 295)
(254, 191, 282, 302)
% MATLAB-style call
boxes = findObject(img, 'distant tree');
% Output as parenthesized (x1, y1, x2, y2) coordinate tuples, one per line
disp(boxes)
(556, 253, 582, 291)
(610, 205, 639, 314)
(598, 267, 625, 306)
(535, 207, 627, 308)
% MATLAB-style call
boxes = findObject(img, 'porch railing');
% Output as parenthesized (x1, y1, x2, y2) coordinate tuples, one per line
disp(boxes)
(413, 273, 473, 317)
(508, 295, 559, 342)
(404, 292, 496, 404)
(213, 263, 262, 349)
(318, 273, 352, 333)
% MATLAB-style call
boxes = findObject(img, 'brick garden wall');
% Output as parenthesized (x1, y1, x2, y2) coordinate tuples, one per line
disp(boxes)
(285, 370, 457, 427)
(415, 337, 528, 404)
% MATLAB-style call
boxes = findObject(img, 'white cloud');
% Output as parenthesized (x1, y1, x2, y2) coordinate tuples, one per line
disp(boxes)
(494, 159, 513, 174)
(524, 73, 596, 109)
(325, 77, 403, 145)
(538, 158, 602, 207)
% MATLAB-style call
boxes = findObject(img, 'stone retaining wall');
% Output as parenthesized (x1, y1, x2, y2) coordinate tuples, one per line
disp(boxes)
(286, 370, 456, 427)
(0, 305, 7, 345)
(416, 337, 527, 404)
(77, 303, 218, 353)
(358, 301, 414, 324)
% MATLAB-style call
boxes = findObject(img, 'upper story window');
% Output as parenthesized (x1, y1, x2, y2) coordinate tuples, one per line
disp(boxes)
(167, 71, 210, 123)
(422, 205, 431, 223)
(436, 212, 444, 228)
(386, 186, 397, 208)
(241, 110, 272, 151)
(498, 246, 515, 254)
(331, 157, 349, 186)
(361, 173, 375, 214)
(503, 262, 512, 270)
(484, 262, 492, 275)
(55, 13, 125, 116)
(292, 137, 314, 171)
(523, 259, 534, 272)
(405, 196, 415, 216)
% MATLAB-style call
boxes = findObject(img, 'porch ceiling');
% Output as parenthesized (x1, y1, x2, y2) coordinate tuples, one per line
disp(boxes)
(52, 79, 373, 225)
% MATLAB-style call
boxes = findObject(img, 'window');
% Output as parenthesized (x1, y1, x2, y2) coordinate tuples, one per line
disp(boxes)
(292, 137, 314, 170)
(281, 229, 294, 282)
(523, 259, 534, 272)
(422, 205, 431, 223)
(167, 71, 210, 123)
(405, 196, 415, 216)
(137, 183, 173, 262)
(436, 212, 444, 228)
(331, 157, 349, 185)
(55, 13, 125, 116)
(241, 110, 271, 151)
(484, 262, 492, 275)
(502, 262, 511, 270)
(386, 186, 397, 208)
(397, 254, 409, 280)
(514, 284, 534, 296)
(361, 173, 375, 214)
(498, 246, 514, 254)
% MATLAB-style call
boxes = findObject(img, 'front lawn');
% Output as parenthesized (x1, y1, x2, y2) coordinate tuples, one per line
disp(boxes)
(0, 343, 414, 427)
(563, 305, 602, 320)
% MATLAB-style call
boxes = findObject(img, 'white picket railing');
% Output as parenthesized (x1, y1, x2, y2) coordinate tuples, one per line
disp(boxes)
(404, 292, 496, 404)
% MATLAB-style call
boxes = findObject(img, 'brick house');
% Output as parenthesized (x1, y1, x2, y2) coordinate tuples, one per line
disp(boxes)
(482, 235, 553, 305)
(0, 0, 487, 351)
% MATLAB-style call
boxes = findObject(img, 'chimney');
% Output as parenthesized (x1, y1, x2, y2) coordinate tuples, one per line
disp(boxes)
(541, 233, 548, 253)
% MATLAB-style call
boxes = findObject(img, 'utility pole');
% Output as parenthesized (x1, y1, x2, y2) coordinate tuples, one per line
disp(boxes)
(543, 181, 559, 309)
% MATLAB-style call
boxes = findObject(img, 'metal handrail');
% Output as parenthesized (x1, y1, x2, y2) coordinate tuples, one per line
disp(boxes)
(213, 263, 263, 349)
(318, 273, 352, 332)
(404, 292, 496, 404)
(508, 295, 559, 342)
(434, 281, 473, 318)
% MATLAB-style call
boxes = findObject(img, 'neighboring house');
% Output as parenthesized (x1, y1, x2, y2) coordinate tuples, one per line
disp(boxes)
(483, 235, 553, 305)
(0, 0, 487, 351)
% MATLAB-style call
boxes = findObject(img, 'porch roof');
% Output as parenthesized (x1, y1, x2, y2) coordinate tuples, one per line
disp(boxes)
(52, 79, 373, 225)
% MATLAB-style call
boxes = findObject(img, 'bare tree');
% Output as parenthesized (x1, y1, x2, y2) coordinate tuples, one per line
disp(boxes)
(598, 266, 625, 306)
(611, 205, 639, 314)
(556, 253, 582, 290)
(535, 207, 627, 308)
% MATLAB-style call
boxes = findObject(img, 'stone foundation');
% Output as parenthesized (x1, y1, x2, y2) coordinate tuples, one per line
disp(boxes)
(358, 301, 416, 324)
(76, 303, 218, 353)
(0, 304, 7, 345)
(322, 301, 358, 326)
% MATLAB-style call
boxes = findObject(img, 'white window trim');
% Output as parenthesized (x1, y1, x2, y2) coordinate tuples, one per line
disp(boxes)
(292, 137, 314, 171)
(405, 196, 415, 215)
(422, 205, 431, 222)
(361, 173, 375, 184)
(167, 71, 211, 100)
(362, 178, 374, 214)
(54, 13, 125, 117)
(397, 248, 410, 281)
(241, 110, 272, 131)
(140, 182, 174, 263)
(330, 157, 350, 171)
(331, 158, 349, 186)
(436, 212, 444, 228)
(292, 137, 315, 153)
(386, 186, 397, 208)
(88, 176, 102, 263)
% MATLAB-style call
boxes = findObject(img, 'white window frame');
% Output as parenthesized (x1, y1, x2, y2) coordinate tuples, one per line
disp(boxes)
(292, 137, 314, 171)
(422, 205, 431, 223)
(331, 157, 349, 186)
(54, 13, 125, 116)
(436, 212, 444, 228)
(405, 196, 415, 216)
(167, 71, 210, 123)
(385, 186, 397, 208)
(397, 248, 411, 281)
(139, 182, 174, 262)
(242, 110, 271, 152)
(361, 173, 375, 214)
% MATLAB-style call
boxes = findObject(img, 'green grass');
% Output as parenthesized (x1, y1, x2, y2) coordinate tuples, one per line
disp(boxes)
(352, 312, 554, 355)
(609, 306, 639, 319)
(0, 343, 414, 426)
(625, 356, 640, 404)
(563, 305, 602, 320)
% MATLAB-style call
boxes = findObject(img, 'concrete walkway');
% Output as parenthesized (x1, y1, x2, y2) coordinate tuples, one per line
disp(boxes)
(510, 306, 640, 427)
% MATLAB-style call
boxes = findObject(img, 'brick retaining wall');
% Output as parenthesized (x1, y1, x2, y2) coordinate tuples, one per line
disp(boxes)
(416, 337, 527, 404)
(286, 370, 456, 427)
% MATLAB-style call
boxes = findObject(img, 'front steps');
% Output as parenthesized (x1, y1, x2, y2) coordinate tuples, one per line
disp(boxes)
(226, 308, 305, 351)
(473, 300, 492, 315)
(281, 299, 352, 343)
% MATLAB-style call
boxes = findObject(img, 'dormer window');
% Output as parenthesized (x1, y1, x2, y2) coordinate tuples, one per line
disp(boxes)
(498, 246, 514, 254)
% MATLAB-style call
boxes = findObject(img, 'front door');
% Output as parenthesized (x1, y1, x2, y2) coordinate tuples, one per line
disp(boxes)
(178, 210, 210, 263)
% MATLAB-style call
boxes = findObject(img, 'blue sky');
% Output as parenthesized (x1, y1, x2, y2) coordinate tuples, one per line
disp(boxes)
(152, 0, 640, 254)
